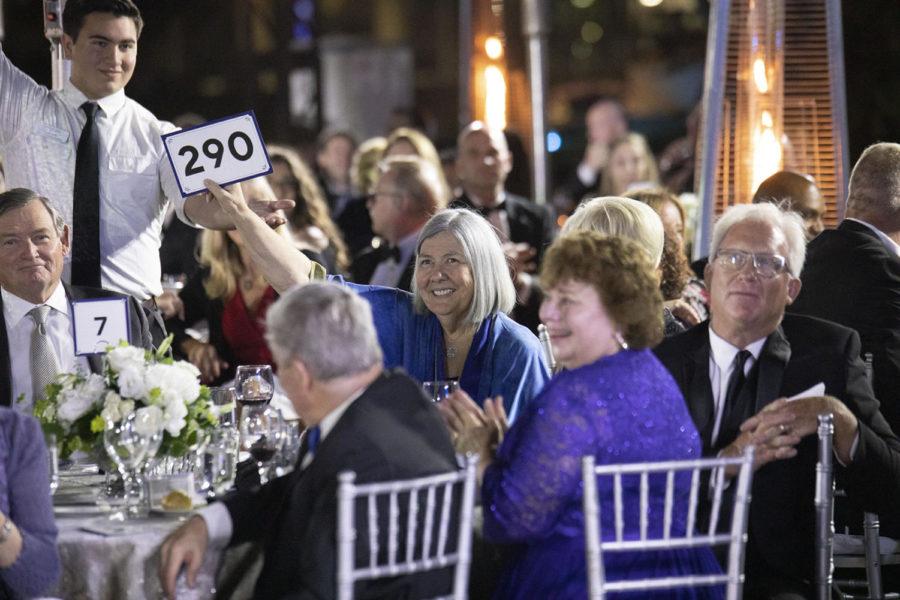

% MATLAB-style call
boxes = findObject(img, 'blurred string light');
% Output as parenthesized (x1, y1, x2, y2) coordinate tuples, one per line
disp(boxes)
(571, 0, 596, 8)
(581, 21, 603, 43)
(484, 36, 504, 60)
(638, 0, 664, 6)
(547, 131, 562, 153)
(571, 40, 593, 60)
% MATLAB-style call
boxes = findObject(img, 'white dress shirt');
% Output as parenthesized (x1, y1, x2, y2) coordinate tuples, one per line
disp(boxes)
(2, 285, 90, 413)
(368, 230, 418, 288)
(707, 327, 766, 446)
(200, 387, 366, 546)
(0, 45, 188, 300)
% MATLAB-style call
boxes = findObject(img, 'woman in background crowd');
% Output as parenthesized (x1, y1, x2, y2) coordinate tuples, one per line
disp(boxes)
(626, 187, 709, 324)
(267, 145, 350, 275)
(598, 132, 660, 197)
(384, 127, 452, 203)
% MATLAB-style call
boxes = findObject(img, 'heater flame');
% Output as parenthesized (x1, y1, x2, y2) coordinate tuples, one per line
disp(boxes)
(484, 65, 507, 130)
(751, 110, 782, 192)
(485, 36, 504, 60)
(753, 57, 769, 93)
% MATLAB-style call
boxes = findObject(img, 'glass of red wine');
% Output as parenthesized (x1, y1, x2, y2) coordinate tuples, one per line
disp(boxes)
(240, 406, 285, 485)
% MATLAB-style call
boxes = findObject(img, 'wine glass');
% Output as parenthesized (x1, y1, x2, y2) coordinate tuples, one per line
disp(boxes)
(235, 365, 275, 407)
(422, 380, 460, 402)
(240, 406, 285, 485)
(104, 412, 153, 520)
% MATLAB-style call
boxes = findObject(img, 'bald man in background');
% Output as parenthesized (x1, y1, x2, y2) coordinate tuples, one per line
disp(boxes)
(753, 171, 826, 240)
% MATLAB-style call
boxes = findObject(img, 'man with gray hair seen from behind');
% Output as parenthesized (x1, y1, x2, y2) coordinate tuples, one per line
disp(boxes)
(655, 201, 900, 598)
(790, 143, 900, 432)
(159, 282, 458, 600)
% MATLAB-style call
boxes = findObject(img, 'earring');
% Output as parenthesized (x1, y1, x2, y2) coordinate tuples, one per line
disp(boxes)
(614, 331, 629, 351)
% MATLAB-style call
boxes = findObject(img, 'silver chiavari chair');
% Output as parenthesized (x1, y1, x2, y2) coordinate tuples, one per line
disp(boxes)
(336, 454, 478, 600)
(817, 355, 900, 600)
(582, 446, 755, 600)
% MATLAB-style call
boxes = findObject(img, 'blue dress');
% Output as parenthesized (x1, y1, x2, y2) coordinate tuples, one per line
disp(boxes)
(482, 349, 724, 599)
(335, 278, 550, 421)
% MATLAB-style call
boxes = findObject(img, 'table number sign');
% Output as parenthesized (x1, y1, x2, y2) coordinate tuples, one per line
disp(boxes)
(162, 110, 272, 197)
(72, 297, 130, 355)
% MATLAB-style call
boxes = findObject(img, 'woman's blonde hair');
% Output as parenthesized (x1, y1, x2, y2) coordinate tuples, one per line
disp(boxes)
(562, 195, 665, 267)
(200, 178, 293, 300)
(384, 127, 451, 203)
(599, 132, 660, 196)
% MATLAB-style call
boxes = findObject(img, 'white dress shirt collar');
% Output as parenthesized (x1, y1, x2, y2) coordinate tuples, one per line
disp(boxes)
(299, 382, 370, 469)
(60, 80, 127, 118)
(2, 283, 68, 328)
(708, 326, 767, 372)
(845, 218, 900, 258)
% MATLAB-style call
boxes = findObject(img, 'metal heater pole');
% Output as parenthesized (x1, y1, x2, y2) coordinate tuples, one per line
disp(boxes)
(44, 0, 67, 91)
(521, 0, 550, 205)
(0, 0, 5, 42)
(458, 0, 473, 130)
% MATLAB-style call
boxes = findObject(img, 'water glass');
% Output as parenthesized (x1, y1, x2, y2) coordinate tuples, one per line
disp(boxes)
(275, 420, 303, 477)
(422, 380, 460, 402)
(211, 386, 237, 427)
(235, 365, 275, 406)
(104, 413, 152, 519)
(45, 433, 59, 495)
(201, 427, 240, 498)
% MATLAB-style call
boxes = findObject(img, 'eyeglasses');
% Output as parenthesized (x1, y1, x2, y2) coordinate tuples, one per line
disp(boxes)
(714, 249, 788, 278)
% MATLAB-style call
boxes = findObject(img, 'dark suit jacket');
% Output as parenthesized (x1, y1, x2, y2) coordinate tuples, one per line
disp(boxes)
(450, 191, 555, 263)
(223, 370, 458, 599)
(0, 283, 152, 407)
(348, 247, 415, 292)
(654, 315, 900, 591)
(789, 219, 900, 434)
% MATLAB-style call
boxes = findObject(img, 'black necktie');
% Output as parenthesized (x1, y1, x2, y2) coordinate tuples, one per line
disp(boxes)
(719, 349, 753, 445)
(72, 102, 101, 288)
(382, 245, 401, 263)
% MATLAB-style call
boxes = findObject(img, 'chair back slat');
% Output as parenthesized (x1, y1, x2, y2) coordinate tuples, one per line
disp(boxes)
(583, 448, 755, 600)
(639, 471, 649, 541)
(707, 465, 726, 536)
(613, 473, 624, 542)
(405, 488, 419, 565)
(686, 468, 700, 539)
(336, 455, 478, 600)
(814, 413, 834, 600)
(663, 470, 675, 540)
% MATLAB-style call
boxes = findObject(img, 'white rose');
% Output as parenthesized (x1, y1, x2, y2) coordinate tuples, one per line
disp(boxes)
(147, 363, 200, 406)
(57, 384, 96, 423)
(117, 365, 148, 400)
(134, 406, 164, 438)
(106, 346, 146, 373)
(162, 397, 188, 437)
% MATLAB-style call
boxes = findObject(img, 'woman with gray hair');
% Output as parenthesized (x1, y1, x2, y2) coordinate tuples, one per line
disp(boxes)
(201, 179, 549, 420)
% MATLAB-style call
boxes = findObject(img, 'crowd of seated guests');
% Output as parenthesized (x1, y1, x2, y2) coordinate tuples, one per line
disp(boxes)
(1, 15, 898, 593)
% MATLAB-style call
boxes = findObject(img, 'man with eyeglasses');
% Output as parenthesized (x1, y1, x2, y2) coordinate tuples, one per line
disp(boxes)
(655, 202, 900, 599)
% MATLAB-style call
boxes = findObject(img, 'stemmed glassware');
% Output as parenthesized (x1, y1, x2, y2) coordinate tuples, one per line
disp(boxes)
(200, 387, 240, 498)
(104, 412, 156, 520)
(235, 365, 275, 407)
(240, 406, 285, 485)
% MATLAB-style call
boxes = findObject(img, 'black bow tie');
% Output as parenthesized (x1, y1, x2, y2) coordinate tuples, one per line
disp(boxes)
(382, 245, 402, 263)
(478, 201, 506, 217)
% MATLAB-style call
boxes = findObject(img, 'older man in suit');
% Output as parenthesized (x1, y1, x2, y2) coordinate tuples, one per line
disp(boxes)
(655, 202, 900, 598)
(789, 143, 900, 435)
(160, 282, 458, 599)
(451, 121, 555, 331)
(0, 188, 150, 411)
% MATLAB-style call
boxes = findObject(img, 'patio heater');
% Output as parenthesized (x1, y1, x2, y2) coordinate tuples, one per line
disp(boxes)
(695, 0, 849, 256)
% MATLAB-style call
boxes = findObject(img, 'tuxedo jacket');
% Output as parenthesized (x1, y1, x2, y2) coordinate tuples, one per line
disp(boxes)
(451, 191, 555, 263)
(223, 370, 458, 599)
(348, 247, 415, 293)
(654, 315, 900, 589)
(789, 219, 900, 433)
(0, 284, 152, 407)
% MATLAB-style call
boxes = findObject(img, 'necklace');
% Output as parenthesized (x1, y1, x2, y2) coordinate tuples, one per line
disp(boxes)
(446, 345, 457, 359)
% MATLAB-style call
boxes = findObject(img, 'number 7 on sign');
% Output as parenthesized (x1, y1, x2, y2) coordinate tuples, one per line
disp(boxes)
(162, 110, 273, 197)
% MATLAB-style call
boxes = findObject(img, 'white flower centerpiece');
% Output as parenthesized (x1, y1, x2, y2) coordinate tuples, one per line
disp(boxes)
(35, 337, 219, 460)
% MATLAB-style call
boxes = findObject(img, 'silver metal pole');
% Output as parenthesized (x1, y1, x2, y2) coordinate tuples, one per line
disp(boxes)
(0, 0, 6, 42)
(44, 0, 67, 91)
(458, 0, 472, 130)
(521, 0, 550, 205)
(695, 0, 731, 259)
(825, 0, 850, 220)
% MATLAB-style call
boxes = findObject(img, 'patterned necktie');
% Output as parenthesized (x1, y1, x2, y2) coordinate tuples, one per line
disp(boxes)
(72, 101, 101, 288)
(29, 305, 60, 402)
